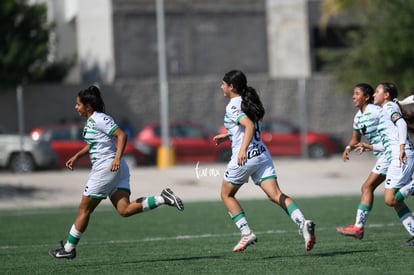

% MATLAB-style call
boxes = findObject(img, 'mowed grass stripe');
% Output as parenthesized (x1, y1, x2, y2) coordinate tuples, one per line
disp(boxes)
(0, 222, 401, 251)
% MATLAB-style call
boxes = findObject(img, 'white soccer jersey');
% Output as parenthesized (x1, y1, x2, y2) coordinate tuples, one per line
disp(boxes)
(377, 101, 414, 161)
(223, 96, 269, 165)
(83, 111, 119, 165)
(353, 104, 383, 157)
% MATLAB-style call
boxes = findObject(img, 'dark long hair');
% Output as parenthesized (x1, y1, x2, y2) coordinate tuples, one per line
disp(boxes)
(78, 85, 106, 113)
(222, 70, 265, 122)
(379, 82, 398, 100)
(355, 83, 374, 104)
(379, 81, 414, 132)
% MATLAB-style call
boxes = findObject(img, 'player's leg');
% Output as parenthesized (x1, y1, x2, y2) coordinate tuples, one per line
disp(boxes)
(110, 188, 184, 216)
(49, 195, 101, 259)
(221, 179, 256, 252)
(337, 172, 385, 239)
(394, 155, 414, 202)
(259, 178, 315, 251)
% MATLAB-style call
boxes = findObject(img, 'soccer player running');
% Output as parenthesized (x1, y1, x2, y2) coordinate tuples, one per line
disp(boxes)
(213, 70, 316, 252)
(337, 83, 388, 239)
(355, 82, 414, 245)
(49, 85, 184, 259)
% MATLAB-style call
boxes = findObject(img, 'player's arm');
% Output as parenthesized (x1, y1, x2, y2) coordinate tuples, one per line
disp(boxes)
(396, 118, 408, 165)
(213, 133, 230, 145)
(342, 130, 361, 161)
(66, 144, 89, 170)
(237, 116, 254, 166)
(111, 127, 127, 172)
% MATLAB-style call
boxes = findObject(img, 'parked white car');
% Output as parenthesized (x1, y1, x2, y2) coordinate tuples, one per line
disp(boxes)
(0, 128, 56, 172)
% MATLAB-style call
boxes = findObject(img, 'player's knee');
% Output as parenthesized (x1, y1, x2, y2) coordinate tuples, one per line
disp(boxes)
(117, 208, 131, 217)
(384, 197, 396, 207)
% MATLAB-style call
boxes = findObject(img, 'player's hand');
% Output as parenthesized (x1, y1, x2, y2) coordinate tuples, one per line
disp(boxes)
(110, 158, 121, 172)
(213, 133, 229, 145)
(237, 151, 247, 166)
(65, 156, 77, 171)
(399, 150, 407, 167)
(342, 149, 350, 162)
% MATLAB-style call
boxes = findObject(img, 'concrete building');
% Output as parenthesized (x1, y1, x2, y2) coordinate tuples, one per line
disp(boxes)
(44, 0, 354, 83)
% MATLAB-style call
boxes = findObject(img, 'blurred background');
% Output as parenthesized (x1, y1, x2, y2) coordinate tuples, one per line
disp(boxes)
(1, 0, 413, 171)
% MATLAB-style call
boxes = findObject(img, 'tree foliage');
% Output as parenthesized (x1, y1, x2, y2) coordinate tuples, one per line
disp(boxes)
(318, 0, 414, 96)
(0, 0, 70, 89)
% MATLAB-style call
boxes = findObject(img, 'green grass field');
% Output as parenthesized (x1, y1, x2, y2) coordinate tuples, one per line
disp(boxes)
(0, 196, 413, 275)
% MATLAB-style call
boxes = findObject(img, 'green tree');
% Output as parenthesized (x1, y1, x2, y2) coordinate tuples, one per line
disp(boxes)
(319, 0, 414, 96)
(0, 0, 70, 89)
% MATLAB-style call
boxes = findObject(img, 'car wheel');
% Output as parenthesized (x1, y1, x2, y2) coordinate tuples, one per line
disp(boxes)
(308, 143, 328, 158)
(123, 154, 138, 168)
(218, 148, 232, 162)
(9, 153, 35, 173)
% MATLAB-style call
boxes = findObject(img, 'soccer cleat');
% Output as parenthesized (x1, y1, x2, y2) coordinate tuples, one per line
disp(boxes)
(336, 225, 364, 240)
(161, 188, 184, 211)
(300, 220, 316, 251)
(405, 236, 414, 246)
(48, 241, 76, 259)
(233, 232, 257, 252)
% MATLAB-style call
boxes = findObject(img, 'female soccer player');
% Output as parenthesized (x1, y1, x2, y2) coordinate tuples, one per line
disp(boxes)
(49, 85, 184, 259)
(213, 70, 316, 252)
(337, 83, 388, 239)
(356, 82, 414, 245)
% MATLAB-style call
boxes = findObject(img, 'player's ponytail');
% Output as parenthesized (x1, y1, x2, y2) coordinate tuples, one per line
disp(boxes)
(241, 86, 265, 122)
(78, 85, 106, 113)
(222, 70, 265, 122)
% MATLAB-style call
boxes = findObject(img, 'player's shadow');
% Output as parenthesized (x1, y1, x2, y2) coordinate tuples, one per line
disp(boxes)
(0, 184, 38, 199)
(77, 255, 223, 267)
(263, 249, 376, 259)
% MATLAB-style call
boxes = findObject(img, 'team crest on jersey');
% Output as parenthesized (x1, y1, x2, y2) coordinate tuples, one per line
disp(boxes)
(231, 106, 240, 116)
(359, 124, 367, 135)
(391, 112, 402, 122)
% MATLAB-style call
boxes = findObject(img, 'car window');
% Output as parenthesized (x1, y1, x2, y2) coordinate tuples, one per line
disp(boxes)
(262, 121, 292, 133)
(178, 126, 205, 138)
(153, 124, 205, 138)
(77, 128, 85, 140)
(153, 126, 161, 137)
(50, 128, 73, 141)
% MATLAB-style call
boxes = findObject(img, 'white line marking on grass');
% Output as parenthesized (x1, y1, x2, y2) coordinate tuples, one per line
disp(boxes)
(0, 223, 400, 250)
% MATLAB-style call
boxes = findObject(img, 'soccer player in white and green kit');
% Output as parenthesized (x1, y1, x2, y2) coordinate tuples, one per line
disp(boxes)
(213, 70, 316, 252)
(337, 83, 388, 239)
(49, 85, 184, 259)
(351, 82, 414, 245)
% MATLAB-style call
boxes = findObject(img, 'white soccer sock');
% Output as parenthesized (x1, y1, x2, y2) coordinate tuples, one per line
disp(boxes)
(355, 204, 372, 228)
(286, 202, 305, 227)
(65, 224, 82, 252)
(230, 211, 251, 235)
(142, 196, 163, 212)
(400, 212, 414, 236)
(397, 179, 414, 201)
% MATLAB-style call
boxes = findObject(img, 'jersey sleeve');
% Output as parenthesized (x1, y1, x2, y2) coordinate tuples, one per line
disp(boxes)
(386, 103, 403, 124)
(96, 114, 119, 136)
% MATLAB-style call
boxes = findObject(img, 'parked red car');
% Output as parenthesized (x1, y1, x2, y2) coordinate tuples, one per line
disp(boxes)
(219, 117, 343, 158)
(134, 121, 232, 164)
(30, 123, 147, 168)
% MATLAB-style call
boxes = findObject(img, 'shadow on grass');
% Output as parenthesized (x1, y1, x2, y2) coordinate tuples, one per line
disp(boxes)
(76, 255, 223, 267)
(263, 249, 376, 259)
(0, 184, 39, 199)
